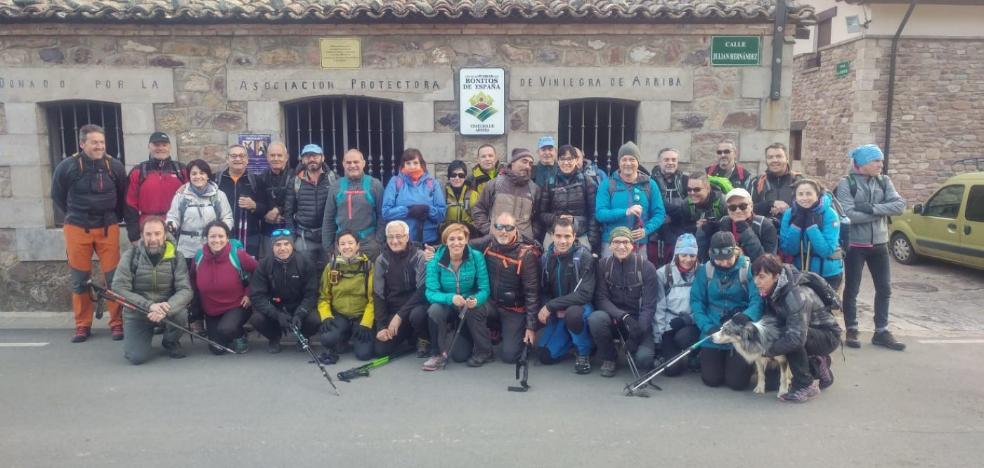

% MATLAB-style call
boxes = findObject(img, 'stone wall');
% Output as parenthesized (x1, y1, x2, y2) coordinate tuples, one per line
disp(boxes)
(0, 22, 791, 311)
(794, 37, 984, 203)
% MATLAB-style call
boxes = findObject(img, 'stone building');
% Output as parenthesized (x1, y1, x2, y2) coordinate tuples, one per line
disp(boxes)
(792, 0, 984, 202)
(0, 0, 813, 311)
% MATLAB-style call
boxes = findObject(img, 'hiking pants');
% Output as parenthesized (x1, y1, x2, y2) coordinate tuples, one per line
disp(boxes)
(842, 244, 892, 330)
(536, 305, 593, 364)
(427, 303, 473, 363)
(659, 325, 701, 377)
(374, 304, 429, 357)
(123, 307, 187, 365)
(64, 223, 122, 328)
(700, 347, 753, 391)
(319, 315, 375, 361)
(250, 307, 321, 342)
(786, 326, 842, 389)
(204, 307, 251, 347)
(467, 303, 528, 364)
(588, 309, 656, 370)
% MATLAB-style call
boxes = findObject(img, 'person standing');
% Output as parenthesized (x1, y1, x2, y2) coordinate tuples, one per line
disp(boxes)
(258, 142, 292, 258)
(779, 179, 844, 289)
(705, 140, 751, 190)
(124, 132, 187, 243)
(595, 141, 666, 258)
(649, 147, 689, 266)
(285, 143, 338, 268)
(215, 144, 268, 257)
(538, 144, 599, 253)
(532, 135, 558, 188)
(696, 188, 777, 263)
(381, 148, 447, 245)
(50, 124, 128, 342)
(466, 144, 502, 198)
(471, 148, 542, 243)
(750, 143, 801, 224)
(835, 144, 907, 351)
(441, 160, 480, 237)
(322, 148, 384, 261)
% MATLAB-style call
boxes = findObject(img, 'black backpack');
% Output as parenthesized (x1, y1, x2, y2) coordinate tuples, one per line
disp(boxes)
(800, 270, 841, 311)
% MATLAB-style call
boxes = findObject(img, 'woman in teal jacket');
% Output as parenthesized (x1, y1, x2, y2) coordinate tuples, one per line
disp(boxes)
(422, 223, 491, 371)
(779, 179, 844, 289)
(691, 231, 763, 390)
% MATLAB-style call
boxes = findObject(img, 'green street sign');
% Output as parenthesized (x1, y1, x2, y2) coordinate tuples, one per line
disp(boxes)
(710, 36, 761, 66)
(836, 61, 851, 78)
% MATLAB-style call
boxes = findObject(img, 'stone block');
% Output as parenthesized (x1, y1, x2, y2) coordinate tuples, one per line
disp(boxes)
(3, 103, 40, 134)
(740, 131, 789, 164)
(121, 103, 157, 135)
(741, 67, 793, 99)
(638, 101, 671, 132)
(638, 131, 692, 164)
(404, 133, 455, 163)
(0, 199, 47, 227)
(0, 166, 10, 198)
(9, 165, 46, 198)
(0, 135, 44, 166)
(506, 132, 542, 154)
(247, 101, 281, 136)
(123, 133, 152, 169)
(403, 102, 435, 133)
(760, 98, 791, 131)
(0, 103, 6, 134)
(527, 101, 559, 133)
(456, 136, 507, 162)
(16, 227, 67, 262)
(0, 67, 175, 104)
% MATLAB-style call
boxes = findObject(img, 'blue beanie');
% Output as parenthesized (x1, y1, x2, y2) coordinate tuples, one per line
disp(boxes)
(675, 233, 698, 256)
(849, 144, 884, 167)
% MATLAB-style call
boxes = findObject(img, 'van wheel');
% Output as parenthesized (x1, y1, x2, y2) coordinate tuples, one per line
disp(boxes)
(890, 233, 918, 265)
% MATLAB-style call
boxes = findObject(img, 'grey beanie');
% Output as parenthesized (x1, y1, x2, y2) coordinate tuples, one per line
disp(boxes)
(617, 141, 641, 163)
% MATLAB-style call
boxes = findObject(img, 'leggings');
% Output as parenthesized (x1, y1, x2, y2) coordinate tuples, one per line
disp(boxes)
(659, 325, 701, 377)
(699, 347, 753, 391)
(205, 307, 251, 346)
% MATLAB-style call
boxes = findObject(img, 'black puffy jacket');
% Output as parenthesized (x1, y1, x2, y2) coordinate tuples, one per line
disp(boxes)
(284, 165, 337, 239)
(766, 265, 842, 356)
(50, 153, 128, 228)
(537, 171, 600, 251)
(372, 242, 428, 324)
(215, 168, 268, 239)
(653, 170, 690, 240)
(259, 168, 291, 235)
(594, 254, 658, 335)
(250, 253, 320, 320)
(473, 235, 540, 329)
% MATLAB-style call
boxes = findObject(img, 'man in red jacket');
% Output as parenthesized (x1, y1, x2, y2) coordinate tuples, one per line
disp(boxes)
(124, 132, 188, 243)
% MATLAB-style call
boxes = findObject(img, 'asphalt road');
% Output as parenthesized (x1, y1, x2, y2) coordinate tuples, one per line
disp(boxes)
(2, 260, 983, 467)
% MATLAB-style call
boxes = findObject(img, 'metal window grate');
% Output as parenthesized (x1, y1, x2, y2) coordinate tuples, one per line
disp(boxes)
(284, 97, 404, 184)
(43, 101, 125, 226)
(559, 99, 638, 175)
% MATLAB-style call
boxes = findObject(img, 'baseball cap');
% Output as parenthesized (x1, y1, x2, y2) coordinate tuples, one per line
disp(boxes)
(149, 132, 170, 143)
(538, 135, 556, 149)
(301, 144, 323, 156)
(725, 188, 752, 201)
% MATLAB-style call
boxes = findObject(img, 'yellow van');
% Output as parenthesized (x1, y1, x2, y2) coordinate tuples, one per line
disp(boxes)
(889, 172, 984, 269)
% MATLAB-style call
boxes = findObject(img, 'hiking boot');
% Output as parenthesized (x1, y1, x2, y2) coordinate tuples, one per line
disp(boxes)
(466, 353, 494, 368)
(189, 320, 205, 337)
(779, 381, 820, 403)
(811, 355, 834, 390)
(845, 329, 861, 349)
(574, 355, 591, 375)
(416, 338, 431, 358)
(71, 326, 91, 343)
(267, 339, 282, 354)
(233, 336, 249, 354)
(162, 341, 186, 359)
(600, 360, 617, 378)
(422, 354, 446, 371)
(872, 330, 906, 351)
(110, 325, 124, 341)
(316, 351, 339, 365)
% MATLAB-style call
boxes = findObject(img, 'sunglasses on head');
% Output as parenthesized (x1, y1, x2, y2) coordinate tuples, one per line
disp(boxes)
(271, 228, 292, 237)
(449, 173, 466, 179)
(711, 247, 736, 258)
(493, 224, 517, 232)
(716, 149, 732, 155)
(727, 203, 750, 212)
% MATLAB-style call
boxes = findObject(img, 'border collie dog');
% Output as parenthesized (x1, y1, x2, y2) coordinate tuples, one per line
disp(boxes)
(710, 316, 791, 397)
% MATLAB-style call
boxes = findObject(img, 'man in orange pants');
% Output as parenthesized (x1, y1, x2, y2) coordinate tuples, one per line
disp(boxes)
(50, 124, 129, 342)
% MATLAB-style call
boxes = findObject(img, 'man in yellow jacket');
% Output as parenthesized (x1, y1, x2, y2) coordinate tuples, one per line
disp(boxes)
(317, 231, 375, 362)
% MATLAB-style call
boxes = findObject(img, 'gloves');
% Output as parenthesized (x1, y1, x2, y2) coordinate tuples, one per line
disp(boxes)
(320, 317, 340, 334)
(277, 311, 292, 330)
(730, 312, 750, 326)
(734, 220, 749, 233)
(352, 324, 373, 342)
(669, 317, 688, 331)
(292, 307, 309, 330)
(407, 204, 429, 220)
(290, 314, 303, 330)
(854, 201, 874, 214)
(792, 209, 810, 228)
(621, 314, 644, 340)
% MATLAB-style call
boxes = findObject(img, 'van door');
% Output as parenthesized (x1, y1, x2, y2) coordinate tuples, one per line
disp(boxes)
(960, 184, 984, 268)
(915, 184, 965, 263)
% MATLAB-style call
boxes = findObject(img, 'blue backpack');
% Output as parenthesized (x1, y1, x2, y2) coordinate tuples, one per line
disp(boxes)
(194, 238, 249, 284)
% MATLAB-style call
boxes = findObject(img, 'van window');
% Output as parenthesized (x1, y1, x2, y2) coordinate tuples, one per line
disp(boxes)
(966, 185, 984, 222)
(923, 185, 964, 219)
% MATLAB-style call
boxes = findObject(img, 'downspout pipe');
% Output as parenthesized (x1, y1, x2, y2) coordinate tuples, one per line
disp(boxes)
(883, 0, 918, 174)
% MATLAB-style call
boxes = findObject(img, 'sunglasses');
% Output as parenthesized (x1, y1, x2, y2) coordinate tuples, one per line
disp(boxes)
(493, 224, 517, 232)
(727, 203, 750, 212)
(711, 247, 736, 258)
(687, 187, 704, 193)
(271, 228, 292, 237)
(716, 149, 732, 155)
(449, 173, 466, 179)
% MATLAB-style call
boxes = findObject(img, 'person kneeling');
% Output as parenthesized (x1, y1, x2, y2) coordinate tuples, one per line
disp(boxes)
(112, 216, 193, 364)
(317, 231, 376, 362)
(653, 233, 702, 376)
(752, 254, 842, 403)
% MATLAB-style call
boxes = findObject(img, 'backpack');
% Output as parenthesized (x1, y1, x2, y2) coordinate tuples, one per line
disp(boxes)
(540, 244, 587, 295)
(194, 238, 249, 284)
(484, 242, 538, 276)
(335, 176, 377, 240)
(707, 175, 733, 195)
(800, 270, 842, 310)
(660, 263, 695, 297)
(607, 176, 653, 201)
(216, 168, 259, 195)
(706, 165, 745, 186)
(600, 254, 644, 289)
(327, 253, 371, 298)
(129, 244, 179, 282)
(844, 174, 887, 198)
(826, 193, 852, 253)
(753, 171, 800, 195)
(705, 261, 749, 296)
(176, 189, 223, 238)
(137, 159, 186, 186)
(70, 152, 119, 184)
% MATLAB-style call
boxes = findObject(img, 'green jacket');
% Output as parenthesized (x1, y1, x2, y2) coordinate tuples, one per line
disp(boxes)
(441, 184, 479, 234)
(111, 240, 193, 315)
(425, 245, 490, 307)
(317, 253, 374, 328)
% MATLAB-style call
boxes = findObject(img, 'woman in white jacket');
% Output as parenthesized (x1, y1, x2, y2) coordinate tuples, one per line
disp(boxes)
(652, 233, 701, 376)
(165, 159, 234, 259)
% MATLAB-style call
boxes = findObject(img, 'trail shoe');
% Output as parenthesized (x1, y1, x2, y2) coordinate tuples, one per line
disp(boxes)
(189, 320, 206, 337)
(422, 354, 446, 371)
(811, 355, 834, 390)
(574, 355, 591, 375)
(600, 360, 617, 378)
(267, 339, 282, 354)
(233, 336, 249, 354)
(317, 351, 339, 365)
(845, 329, 861, 349)
(779, 381, 820, 403)
(110, 325, 124, 341)
(872, 330, 906, 351)
(208, 344, 227, 355)
(416, 338, 431, 358)
(162, 341, 186, 359)
(71, 326, 91, 343)
(466, 353, 494, 368)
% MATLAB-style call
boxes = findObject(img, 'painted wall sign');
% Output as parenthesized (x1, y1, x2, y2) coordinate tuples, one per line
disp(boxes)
(459, 68, 505, 136)
(227, 68, 454, 101)
(509, 67, 693, 101)
(710, 36, 761, 66)
(0, 67, 174, 103)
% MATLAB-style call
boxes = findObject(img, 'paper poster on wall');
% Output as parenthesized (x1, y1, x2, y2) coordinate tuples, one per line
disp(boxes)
(459, 68, 505, 136)
(239, 134, 271, 174)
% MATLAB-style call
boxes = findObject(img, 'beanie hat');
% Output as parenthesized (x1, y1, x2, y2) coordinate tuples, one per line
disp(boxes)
(849, 144, 884, 167)
(609, 226, 634, 243)
(617, 141, 641, 163)
(447, 160, 468, 178)
(510, 148, 534, 164)
(709, 231, 738, 260)
(272, 230, 293, 244)
(675, 233, 698, 257)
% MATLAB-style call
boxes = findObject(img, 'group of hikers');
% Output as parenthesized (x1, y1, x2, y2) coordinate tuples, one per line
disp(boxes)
(52, 125, 907, 403)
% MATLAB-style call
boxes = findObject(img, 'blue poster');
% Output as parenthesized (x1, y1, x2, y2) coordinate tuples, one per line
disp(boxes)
(240, 134, 271, 174)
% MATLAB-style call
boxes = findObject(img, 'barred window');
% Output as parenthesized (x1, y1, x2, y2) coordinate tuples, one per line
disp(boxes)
(284, 97, 404, 184)
(43, 100, 125, 225)
(559, 99, 638, 174)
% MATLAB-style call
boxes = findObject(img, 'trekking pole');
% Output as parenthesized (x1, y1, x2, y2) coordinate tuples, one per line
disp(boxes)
(87, 281, 239, 355)
(624, 335, 712, 397)
(443, 305, 469, 369)
(238, 208, 248, 251)
(614, 322, 641, 380)
(290, 323, 340, 396)
(337, 348, 414, 382)
(507, 341, 533, 392)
